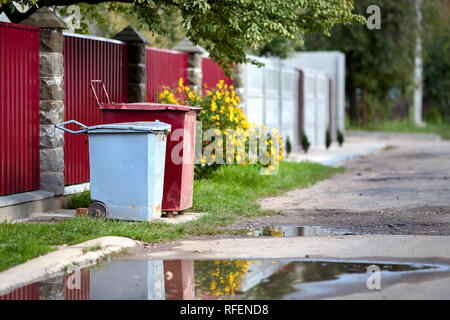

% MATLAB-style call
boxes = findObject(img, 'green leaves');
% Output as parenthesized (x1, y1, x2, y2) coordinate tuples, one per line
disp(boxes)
(8, 0, 361, 74)
(131, 0, 362, 74)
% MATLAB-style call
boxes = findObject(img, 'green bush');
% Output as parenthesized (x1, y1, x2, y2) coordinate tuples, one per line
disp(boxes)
(67, 190, 92, 209)
(301, 131, 310, 153)
(337, 130, 344, 147)
(286, 136, 292, 156)
(425, 108, 443, 124)
(325, 129, 331, 149)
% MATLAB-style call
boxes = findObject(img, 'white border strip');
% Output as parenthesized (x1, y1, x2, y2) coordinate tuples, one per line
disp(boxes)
(63, 32, 126, 45)
(64, 182, 90, 195)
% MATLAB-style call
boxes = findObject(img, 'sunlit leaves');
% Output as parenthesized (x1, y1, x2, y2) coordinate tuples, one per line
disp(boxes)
(8, 0, 362, 75)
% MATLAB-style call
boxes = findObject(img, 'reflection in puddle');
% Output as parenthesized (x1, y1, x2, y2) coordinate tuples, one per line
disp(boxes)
(1, 258, 443, 300)
(244, 225, 355, 237)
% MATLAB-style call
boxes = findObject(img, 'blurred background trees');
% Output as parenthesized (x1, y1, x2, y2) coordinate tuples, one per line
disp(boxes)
(422, 0, 450, 124)
(303, 0, 449, 127)
(254, 0, 449, 128)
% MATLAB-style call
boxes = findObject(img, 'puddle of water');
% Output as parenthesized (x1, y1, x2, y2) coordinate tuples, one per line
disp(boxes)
(243, 225, 355, 237)
(1, 258, 442, 300)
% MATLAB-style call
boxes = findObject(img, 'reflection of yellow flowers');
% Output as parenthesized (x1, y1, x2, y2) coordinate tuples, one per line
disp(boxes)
(196, 260, 250, 300)
(263, 227, 283, 237)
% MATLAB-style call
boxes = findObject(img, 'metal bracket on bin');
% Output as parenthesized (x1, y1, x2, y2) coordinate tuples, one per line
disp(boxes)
(90, 80, 111, 108)
(55, 120, 88, 134)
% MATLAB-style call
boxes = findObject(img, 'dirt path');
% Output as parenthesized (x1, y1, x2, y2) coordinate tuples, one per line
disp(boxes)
(234, 138, 450, 236)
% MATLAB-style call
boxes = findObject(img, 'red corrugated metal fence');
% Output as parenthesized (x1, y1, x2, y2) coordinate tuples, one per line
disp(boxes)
(146, 47, 188, 102)
(63, 33, 128, 186)
(202, 57, 232, 89)
(0, 22, 40, 196)
(1, 26, 235, 192)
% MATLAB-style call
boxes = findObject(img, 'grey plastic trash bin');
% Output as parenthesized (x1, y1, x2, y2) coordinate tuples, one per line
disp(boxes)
(56, 120, 171, 221)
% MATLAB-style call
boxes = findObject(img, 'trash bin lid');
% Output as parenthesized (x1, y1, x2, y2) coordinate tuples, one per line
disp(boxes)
(99, 102, 202, 112)
(87, 121, 171, 134)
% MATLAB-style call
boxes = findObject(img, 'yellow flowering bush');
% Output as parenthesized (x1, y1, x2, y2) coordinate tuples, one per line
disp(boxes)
(158, 78, 283, 177)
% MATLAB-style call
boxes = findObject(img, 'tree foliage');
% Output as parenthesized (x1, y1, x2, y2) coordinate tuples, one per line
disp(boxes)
(422, 0, 450, 122)
(1, 0, 363, 76)
(305, 0, 418, 125)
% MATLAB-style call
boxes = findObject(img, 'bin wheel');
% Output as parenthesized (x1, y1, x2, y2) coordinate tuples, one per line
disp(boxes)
(165, 211, 174, 218)
(88, 201, 108, 219)
(178, 211, 185, 215)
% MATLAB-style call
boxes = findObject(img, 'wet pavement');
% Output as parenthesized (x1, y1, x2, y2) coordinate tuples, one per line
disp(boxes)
(2, 256, 448, 300)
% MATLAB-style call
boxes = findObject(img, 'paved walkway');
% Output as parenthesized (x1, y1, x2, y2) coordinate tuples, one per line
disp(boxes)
(286, 137, 386, 166)
(258, 137, 450, 235)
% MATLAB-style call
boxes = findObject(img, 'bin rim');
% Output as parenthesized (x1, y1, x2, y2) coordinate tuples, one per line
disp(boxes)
(87, 121, 171, 134)
(98, 102, 202, 112)
(56, 120, 171, 135)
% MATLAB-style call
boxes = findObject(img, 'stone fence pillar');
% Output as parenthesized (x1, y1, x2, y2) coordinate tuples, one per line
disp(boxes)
(113, 26, 150, 102)
(172, 38, 206, 94)
(22, 7, 68, 195)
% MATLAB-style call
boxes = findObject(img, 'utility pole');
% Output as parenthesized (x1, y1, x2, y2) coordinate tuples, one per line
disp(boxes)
(414, 0, 425, 126)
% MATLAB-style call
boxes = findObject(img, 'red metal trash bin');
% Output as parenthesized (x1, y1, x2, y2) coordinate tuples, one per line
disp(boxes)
(90, 80, 202, 215)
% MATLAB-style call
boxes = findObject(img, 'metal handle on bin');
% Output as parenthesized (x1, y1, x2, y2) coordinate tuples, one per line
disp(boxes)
(89, 80, 111, 108)
(55, 120, 88, 134)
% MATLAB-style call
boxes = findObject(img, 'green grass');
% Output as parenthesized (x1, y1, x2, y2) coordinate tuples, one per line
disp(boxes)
(82, 243, 103, 254)
(348, 119, 450, 139)
(0, 161, 343, 272)
(383, 145, 397, 151)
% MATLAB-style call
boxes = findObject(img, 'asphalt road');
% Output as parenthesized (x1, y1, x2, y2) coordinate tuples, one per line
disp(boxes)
(252, 138, 450, 236)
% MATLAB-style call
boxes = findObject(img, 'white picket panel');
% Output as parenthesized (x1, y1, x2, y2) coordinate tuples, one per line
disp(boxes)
(263, 60, 280, 131)
(280, 65, 298, 147)
(302, 69, 317, 147)
(244, 62, 265, 125)
(315, 73, 329, 148)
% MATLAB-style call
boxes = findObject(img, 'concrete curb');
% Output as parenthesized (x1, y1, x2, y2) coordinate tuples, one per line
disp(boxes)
(0, 236, 142, 295)
(142, 235, 450, 263)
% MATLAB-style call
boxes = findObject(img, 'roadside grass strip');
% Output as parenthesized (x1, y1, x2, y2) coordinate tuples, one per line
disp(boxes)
(0, 161, 343, 272)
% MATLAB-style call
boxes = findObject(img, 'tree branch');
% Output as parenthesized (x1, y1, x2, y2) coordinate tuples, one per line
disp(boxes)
(1, 0, 134, 23)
